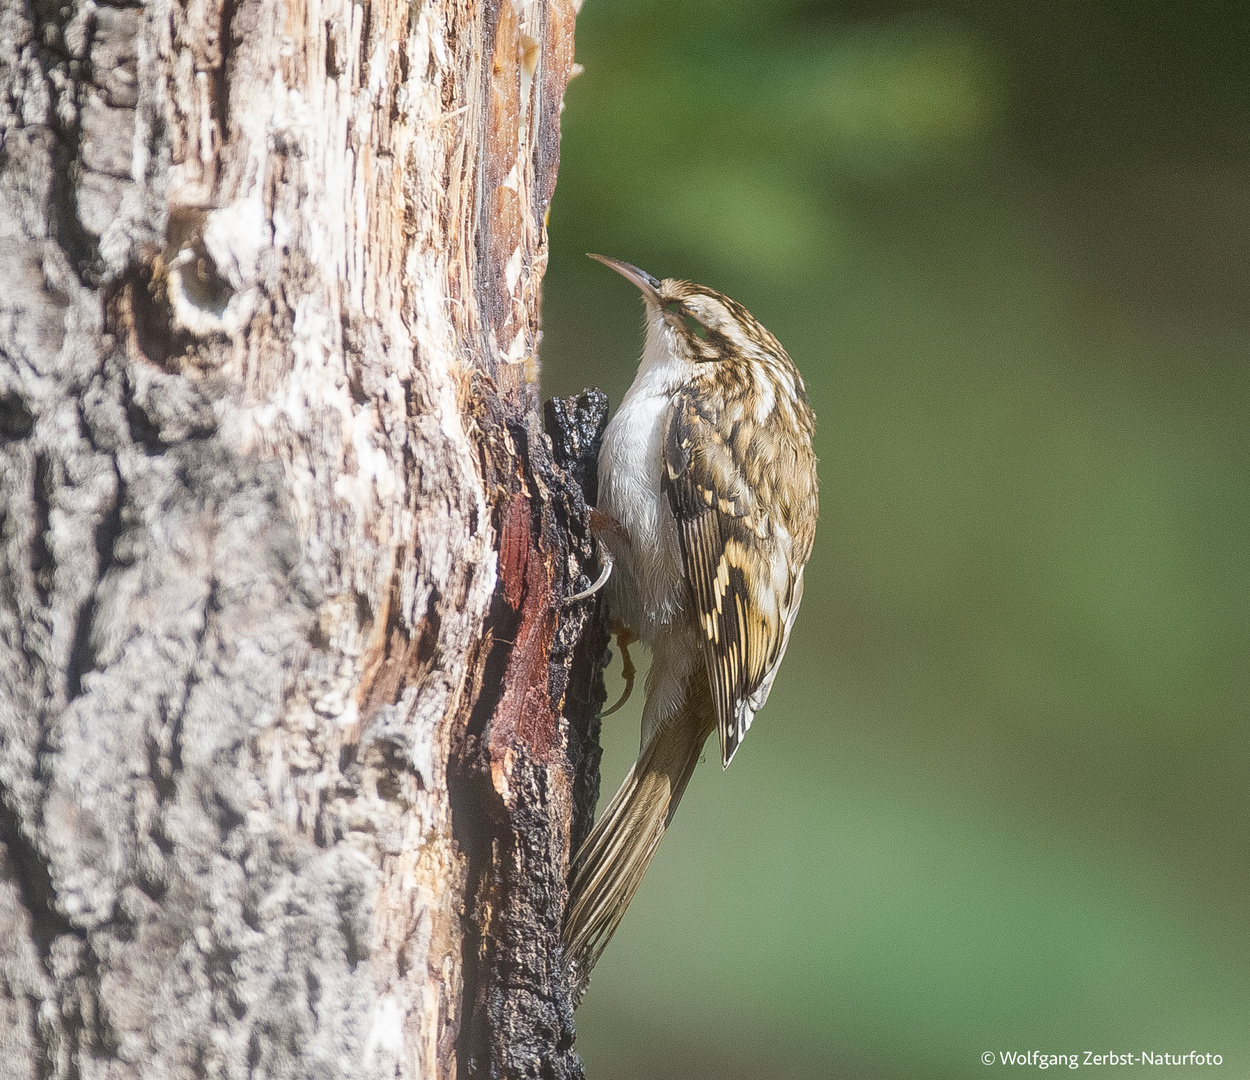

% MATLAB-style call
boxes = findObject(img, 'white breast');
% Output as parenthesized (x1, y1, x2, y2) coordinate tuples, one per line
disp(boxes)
(596, 321, 688, 642)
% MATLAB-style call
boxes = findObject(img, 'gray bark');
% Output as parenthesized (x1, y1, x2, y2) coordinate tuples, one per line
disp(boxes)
(0, 0, 601, 1075)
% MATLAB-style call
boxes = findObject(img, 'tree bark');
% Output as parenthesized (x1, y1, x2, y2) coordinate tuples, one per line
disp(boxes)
(0, 0, 602, 1075)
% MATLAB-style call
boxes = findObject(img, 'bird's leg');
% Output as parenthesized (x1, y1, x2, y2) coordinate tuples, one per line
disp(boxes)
(565, 507, 636, 713)
(565, 508, 630, 604)
(589, 507, 631, 545)
(602, 621, 637, 717)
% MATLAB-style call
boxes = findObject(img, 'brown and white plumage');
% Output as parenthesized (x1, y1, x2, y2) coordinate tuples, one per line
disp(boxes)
(562, 256, 818, 1002)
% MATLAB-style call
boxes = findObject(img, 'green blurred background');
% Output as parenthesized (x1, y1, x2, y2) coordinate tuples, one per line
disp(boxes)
(537, 2, 1250, 1076)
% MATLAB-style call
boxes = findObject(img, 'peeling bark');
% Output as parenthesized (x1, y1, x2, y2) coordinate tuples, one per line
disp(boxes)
(450, 391, 607, 1080)
(0, 0, 601, 1076)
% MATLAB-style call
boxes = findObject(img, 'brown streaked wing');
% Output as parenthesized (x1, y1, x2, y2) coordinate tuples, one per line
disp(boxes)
(662, 388, 789, 767)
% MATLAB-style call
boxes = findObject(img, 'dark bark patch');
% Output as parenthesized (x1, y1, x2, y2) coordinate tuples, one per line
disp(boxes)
(30, 453, 55, 604)
(0, 793, 84, 965)
(0, 396, 36, 440)
(214, 0, 239, 146)
(28, 0, 104, 279)
(125, 393, 166, 451)
(109, 269, 196, 373)
(416, 585, 443, 664)
(451, 392, 608, 1080)
(65, 471, 122, 700)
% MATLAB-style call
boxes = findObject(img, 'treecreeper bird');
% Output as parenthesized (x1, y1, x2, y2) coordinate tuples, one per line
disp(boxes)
(562, 255, 819, 1002)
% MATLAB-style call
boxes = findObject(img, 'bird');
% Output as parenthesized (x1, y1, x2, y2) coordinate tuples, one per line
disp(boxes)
(562, 255, 818, 1002)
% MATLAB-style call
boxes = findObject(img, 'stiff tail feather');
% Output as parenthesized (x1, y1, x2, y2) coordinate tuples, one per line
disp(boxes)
(562, 683, 715, 1003)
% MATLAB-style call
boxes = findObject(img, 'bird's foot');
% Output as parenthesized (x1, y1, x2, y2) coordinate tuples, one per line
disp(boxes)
(566, 543, 613, 604)
(602, 620, 637, 717)
(565, 509, 628, 604)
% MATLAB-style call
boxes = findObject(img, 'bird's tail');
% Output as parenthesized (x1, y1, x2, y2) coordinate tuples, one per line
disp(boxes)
(562, 682, 715, 1004)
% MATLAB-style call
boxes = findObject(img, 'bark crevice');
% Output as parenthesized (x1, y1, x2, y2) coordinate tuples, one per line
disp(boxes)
(0, 796, 85, 965)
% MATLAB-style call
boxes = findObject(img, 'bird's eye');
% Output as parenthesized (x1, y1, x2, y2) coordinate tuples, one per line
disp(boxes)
(683, 314, 709, 339)
(664, 300, 709, 339)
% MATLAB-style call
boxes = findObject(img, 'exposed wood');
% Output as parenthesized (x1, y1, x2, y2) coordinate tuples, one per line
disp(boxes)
(0, 0, 601, 1074)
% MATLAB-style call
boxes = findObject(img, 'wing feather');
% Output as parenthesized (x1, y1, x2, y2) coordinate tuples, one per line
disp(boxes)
(662, 388, 814, 767)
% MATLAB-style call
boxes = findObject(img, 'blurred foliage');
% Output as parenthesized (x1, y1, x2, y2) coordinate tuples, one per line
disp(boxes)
(537, 1, 1250, 1077)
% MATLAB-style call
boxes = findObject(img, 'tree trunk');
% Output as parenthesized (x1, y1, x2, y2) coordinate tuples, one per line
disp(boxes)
(0, 0, 603, 1075)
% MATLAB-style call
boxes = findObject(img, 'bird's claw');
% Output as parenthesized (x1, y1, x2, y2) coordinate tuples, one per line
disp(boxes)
(601, 622, 637, 717)
(565, 543, 613, 605)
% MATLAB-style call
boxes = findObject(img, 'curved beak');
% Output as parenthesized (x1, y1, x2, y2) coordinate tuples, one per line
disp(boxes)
(587, 254, 662, 305)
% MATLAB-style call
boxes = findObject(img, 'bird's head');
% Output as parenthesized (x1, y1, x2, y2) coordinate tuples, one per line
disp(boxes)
(588, 254, 786, 368)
